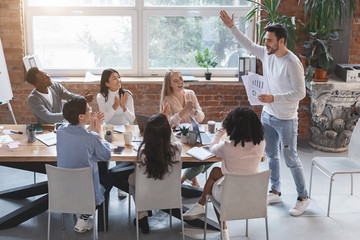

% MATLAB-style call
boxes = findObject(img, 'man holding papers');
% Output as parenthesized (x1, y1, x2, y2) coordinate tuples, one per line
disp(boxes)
(220, 10, 309, 216)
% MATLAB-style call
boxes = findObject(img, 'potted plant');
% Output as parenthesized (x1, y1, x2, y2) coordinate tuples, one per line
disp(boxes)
(104, 130, 113, 143)
(195, 48, 218, 80)
(299, 0, 358, 81)
(244, 0, 298, 52)
(179, 126, 190, 143)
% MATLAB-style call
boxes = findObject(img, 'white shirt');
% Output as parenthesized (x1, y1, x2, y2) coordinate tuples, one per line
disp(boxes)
(36, 88, 53, 106)
(97, 89, 135, 125)
(230, 26, 305, 120)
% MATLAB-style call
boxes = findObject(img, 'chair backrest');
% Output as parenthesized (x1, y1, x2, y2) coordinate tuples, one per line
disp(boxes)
(348, 120, 360, 161)
(134, 161, 182, 211)
(219, 170, 271, 221)
(45, 164, 96, 215)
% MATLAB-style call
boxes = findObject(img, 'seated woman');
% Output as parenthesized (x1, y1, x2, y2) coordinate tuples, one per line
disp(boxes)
(183, 106, 265, 240)
(97, 68, 135, 199)
(128, 114, 182, 234)
(97, 68, 135, 125)
(160, 69, 209, 187)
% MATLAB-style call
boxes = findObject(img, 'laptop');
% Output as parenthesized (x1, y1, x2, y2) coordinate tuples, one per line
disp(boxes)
(135, 114, 150, 132)
(189, 116, 213, 145)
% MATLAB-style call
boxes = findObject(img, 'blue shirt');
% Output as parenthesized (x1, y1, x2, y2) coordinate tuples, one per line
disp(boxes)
(56, 124, 111, 205)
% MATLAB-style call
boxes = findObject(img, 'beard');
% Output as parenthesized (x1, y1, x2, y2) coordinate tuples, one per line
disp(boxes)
(266, 42, 279, 55)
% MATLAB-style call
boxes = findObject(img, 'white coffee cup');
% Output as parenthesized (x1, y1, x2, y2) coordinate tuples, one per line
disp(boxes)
(208, 120, 216, 133)
(124, 131, 135, 145)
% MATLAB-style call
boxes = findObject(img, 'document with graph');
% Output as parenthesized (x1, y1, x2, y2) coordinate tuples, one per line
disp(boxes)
(242, 72, 268, 106)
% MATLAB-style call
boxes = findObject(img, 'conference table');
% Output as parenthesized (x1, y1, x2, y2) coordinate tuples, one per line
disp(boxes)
(0, 124, 221, 231)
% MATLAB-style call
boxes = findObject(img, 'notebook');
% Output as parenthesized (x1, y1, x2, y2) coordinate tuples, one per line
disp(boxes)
(135, 114, 150, 132)
(36, 132, 57, 146)
(189, 116, 213, 145)
(186, 146, 215, 161)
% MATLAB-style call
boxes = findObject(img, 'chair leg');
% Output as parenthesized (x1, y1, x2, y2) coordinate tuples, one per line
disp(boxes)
(327, 175, 335, 217)
(180, 207, 185, 240)
(265, 217, 269, 240)
(34, 172, 36, 184)
(128, 193, 131, 229)
(351, 173, 354, 195)
(245, 219, 248, 237)
(61, 213, 65, 230)
(136, 212, 140, 240)
(309, 162, 314, 199)
(47, 212, 51, 240)
(220, 221, 223, 240)
(103, 202, 107, 234)
(93, 213, 97, 240)
(204, 197, 208, 240)
(170, 209, 172, 228)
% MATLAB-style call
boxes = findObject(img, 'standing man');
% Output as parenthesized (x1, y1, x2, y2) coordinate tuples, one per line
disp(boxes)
(57, 96, 113, 232)
(25, 67, 92, 124)
(220, 10, 309, 216)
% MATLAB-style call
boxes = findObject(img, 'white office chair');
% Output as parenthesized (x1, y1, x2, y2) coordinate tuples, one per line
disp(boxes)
(309, 120, 360, 217)
(204, 170, 271, 240)
(45, 164, 106, 240)
(128, 161, 184, 240)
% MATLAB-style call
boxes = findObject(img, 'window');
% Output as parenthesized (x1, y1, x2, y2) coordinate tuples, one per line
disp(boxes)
(25, 0, 254, 77)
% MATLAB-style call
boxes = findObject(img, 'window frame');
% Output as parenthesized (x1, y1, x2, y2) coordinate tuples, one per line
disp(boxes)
(24, 1, 254, 77)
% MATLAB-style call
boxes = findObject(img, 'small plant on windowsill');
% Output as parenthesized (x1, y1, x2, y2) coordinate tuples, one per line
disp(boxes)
(179, 126, 190, 143)
(195, 48, 218, 80)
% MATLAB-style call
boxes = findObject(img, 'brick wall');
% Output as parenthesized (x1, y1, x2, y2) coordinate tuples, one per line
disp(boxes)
(349, 0, 360, 63)
(1, 0, 358, 139)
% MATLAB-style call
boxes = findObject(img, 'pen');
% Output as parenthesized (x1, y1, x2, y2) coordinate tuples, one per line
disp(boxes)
(10, 130, 23, 134)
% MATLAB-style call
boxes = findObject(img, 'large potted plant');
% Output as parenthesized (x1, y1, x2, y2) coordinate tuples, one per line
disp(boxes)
(299, 0, 358, 81)
(195, 48, 218, 80)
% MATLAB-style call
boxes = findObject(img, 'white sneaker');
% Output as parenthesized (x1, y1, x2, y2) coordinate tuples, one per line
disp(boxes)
(183, 203, 205, 220)
(289, 198, 310, 216)
(267, 192, 282, 204)
(74, 217, 93, 233)
(220, 228, 230, 240)
(118, 189, 127, 199)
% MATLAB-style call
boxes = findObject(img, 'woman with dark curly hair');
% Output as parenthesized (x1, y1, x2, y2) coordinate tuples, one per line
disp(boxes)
(183, 106, 265, 240)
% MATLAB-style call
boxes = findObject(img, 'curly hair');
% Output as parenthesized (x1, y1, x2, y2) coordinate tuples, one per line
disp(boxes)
(222, 106, 264, 147)
(137, 114, 179, 180)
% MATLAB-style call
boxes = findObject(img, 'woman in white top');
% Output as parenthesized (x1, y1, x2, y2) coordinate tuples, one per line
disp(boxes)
(97, 68, 135, 125)
(128, 113, 182, 234)
(183, 106, 265, 240)
(97, 68, 135, 199)
(160, 69, 209, 188)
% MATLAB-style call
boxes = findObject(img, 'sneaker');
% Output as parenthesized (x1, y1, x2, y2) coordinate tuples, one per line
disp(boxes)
(219, 228, 230, 240)
(183, 203, 205, 220)
(74, 218, 93, 233)
(118, 189, 127, 199)
(267, 191, 282, 204)
(133, 216, 149, 234)
(289, 197, 310, 216)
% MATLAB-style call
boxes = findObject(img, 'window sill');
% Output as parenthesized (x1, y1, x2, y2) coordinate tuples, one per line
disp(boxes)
(52, 76, 241, 84)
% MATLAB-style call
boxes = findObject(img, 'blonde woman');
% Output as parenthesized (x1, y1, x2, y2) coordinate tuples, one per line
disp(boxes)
(160, 69, 210, 187)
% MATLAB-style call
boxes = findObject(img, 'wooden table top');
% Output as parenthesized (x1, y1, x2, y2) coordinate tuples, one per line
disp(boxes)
(0, 124, 221, 163)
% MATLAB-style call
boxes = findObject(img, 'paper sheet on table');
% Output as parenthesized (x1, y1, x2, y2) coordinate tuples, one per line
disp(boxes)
(0, 135, 14, 144)
(114, 125, 126, 133)
(36, 132, 57, 146)
(8, 141, 20, 149)
(242, 72, 268, 106)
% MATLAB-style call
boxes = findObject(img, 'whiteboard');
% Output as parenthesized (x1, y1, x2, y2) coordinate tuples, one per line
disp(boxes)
(0, 37, 13, 103)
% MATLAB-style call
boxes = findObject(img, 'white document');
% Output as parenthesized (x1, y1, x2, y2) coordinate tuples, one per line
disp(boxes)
(0, 135, 14, 144)
(36, 132, 57, 146)
(242, 72, 268, 106)
(186, 147, 215, 161)
(114, 125, 126, 133)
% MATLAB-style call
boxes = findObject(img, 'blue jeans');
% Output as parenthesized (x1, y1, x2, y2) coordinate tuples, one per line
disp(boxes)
(261, 111, 308, 197)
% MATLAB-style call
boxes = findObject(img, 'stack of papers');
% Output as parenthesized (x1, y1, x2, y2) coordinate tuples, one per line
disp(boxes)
(36, 132, 57, 146)
(186, 147, 215, 161)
